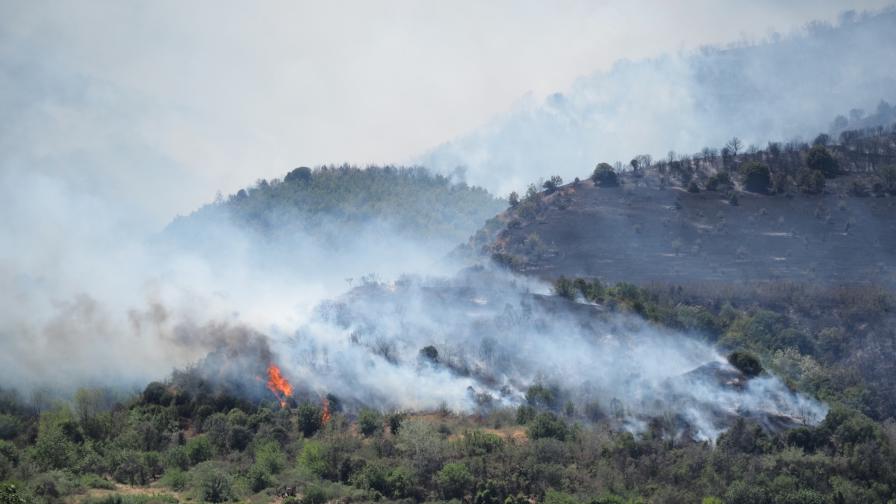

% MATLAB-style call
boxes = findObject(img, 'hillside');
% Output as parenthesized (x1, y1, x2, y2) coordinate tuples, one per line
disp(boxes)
(475, 125, 896, 287)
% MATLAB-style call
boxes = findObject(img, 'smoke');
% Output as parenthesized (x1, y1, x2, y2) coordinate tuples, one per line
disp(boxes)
(421, 8, 896, 196)
(256, 268, 827, 441)
(0, 166, 463, 394)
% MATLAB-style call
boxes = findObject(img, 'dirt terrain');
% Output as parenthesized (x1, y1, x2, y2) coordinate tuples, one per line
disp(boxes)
(484, 177, 896, 287)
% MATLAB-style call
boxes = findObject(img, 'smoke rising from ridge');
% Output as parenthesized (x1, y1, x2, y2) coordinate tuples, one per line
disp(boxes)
(421, 9, 896, 196)
(224, 268, 827, 441)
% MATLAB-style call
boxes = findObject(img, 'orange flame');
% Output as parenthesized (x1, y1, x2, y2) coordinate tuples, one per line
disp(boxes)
(266, 364, 293, 408)
(321, 397, 332, 426)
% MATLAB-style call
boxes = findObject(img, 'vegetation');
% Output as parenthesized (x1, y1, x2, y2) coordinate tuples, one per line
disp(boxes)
(167, 164, 505, 246)
(0, 276, 893, 503)
(591, 163, 619, 187)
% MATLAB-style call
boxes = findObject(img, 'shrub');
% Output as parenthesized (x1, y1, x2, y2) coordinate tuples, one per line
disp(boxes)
(687, 180, 700, 193)
(437, 462, 473, 500)
(527, 413, 569, 441)
(0, 414, 23, 440)
(543, 489, 579, 504)
(247, 463, 273, 492)
(163, 445, 190, 470)
(0, 483, 28, 504)
(301, 485, 327, 504)
(142, 382, 169, 406)
(160, 468, 189, 491)
(297, 403, 323, 438)
(357, 409, 382, 437)
(525, 384, 558, 410)
(254, 441, 287, 474)
(592, 163, 619, 187)
(806, 145, 839, 178)
(185, 435, 212, 465)
(460, 430, 503, 456)
(387, 412, 406, 435)
(727, 351, 763, 377)
(227, 425, 252, 451)
(739, 162, 770, 193)
(543, 175, 563, 193)
(194, 463, 232, 503)
(878, 165, 896, 193)
(798, 169, 825, 194)
(298, 440, 330, 478)
(705, 172, 731, 191)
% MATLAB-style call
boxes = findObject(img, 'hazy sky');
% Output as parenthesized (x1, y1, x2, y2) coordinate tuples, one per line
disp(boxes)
(1, 0, 891, 227)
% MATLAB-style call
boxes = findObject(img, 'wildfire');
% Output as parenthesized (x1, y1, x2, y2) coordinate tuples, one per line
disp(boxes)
(321, 397, 332, 426)
(266, 364, 293, 408)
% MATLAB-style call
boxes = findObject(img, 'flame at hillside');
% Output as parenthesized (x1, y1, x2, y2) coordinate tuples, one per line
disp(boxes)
(321, 397, 332, 425)
(266, 364, 293, 407)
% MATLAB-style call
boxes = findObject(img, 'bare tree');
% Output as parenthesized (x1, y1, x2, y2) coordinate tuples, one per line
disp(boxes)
(726, 137, 743, 157)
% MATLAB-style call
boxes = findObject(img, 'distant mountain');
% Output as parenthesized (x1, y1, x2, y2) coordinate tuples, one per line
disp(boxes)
(421, 8, 896, 196)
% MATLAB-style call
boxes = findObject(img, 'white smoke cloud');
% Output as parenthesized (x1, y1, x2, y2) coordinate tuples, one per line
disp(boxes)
(421, 8, 896, 196)
(264, 269, 827, 441)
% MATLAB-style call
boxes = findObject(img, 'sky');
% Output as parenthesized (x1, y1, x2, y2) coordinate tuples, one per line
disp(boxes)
(0, 0, 892, 229)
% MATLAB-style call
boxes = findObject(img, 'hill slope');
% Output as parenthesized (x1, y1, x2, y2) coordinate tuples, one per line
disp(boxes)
(475, 127, 896, 287)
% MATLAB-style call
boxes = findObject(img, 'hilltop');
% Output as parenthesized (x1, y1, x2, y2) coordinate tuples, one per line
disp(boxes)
(166, 165, 505, 249)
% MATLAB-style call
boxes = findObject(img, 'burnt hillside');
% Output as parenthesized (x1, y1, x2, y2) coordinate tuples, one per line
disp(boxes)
(474, 126, 896, 286)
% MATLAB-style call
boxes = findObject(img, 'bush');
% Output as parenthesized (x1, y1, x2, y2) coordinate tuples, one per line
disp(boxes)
(387, 412, 406, 435)
(254, 441, 287, 474)
(543, 175, 563, 193)
(527, 413, 569, 441)
(185, 435, 212, 465)
(525, 384, 558, 410)
(437, 462, 473, 500)
(687, 180, 700, 193)
(739, 162, 770, 193)
(806, 145, 838, 178)
(543, 489, 579, 504)
(727, 351, 763, 377)
(592, 163, 619, 187)
(298, 440, 330, 478)
(0, 414, 23, 440)
(227, 425, 252, 451)
(247, 463, 273, 492)
(357, 409, 382, 437)
(297, 403, 323, 438)
(798, 169, 825, 194)
(705, 172, 731, 191)
(0, 484, 28, 504)
(163, 445, 190, 470)
(160, 467, 189, 491)
(142, 382, 169, 406)
(301, 484, 327, 504)
(194, 463, 232, 503)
